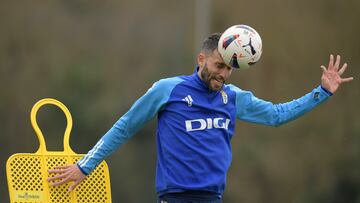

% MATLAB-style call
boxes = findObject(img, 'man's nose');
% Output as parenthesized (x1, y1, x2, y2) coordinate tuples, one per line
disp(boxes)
(218, 69, 229, 79)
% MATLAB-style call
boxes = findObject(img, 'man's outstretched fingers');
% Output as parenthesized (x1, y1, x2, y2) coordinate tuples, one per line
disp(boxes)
(338, 63, 348, 76)
(69, 180, 82, 192)
(48, 165, 71, 174)
(47, 172, 69, 182)
(341, 77, 354, 83)
(48, 169, 66, 174)
(320, 65, 327, 73)
(334, 55, 341, 71)
(51, 175, 71, 187)
(47, 164, 86, 192)
(328, 54, 334, 70)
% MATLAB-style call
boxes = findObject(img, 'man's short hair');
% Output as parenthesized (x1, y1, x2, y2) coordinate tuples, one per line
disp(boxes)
(201, 33, 222, 55)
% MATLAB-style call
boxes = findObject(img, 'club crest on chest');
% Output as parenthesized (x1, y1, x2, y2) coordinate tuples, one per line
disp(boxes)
(220, 90, 228, 104)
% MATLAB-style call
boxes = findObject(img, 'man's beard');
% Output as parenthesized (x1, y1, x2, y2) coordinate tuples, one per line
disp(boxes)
(200, 63, 225, 91)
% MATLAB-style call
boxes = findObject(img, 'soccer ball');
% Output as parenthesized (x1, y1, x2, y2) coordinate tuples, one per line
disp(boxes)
(218, 25, 262, 69)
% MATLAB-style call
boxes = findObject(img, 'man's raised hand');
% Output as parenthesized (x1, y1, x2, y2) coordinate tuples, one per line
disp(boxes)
(320, 54, 353, 94)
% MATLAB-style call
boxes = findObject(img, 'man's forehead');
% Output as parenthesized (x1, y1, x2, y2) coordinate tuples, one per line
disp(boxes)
(207, 50, 223, 61)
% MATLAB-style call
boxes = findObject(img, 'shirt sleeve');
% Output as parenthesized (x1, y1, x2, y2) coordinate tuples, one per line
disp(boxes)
(77, 77, 184, 175)
(229, 85, 332, 127)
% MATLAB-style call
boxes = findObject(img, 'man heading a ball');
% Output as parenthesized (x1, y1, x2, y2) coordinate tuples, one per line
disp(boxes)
(48, 31, 353, 203)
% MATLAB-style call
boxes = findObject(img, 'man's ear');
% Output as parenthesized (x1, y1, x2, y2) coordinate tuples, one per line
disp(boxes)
(197, 52, 206, 68)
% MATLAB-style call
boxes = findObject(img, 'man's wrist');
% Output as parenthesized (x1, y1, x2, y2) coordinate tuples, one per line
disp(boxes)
(76, 163, 89, 176)
(320, 85, 333, 96)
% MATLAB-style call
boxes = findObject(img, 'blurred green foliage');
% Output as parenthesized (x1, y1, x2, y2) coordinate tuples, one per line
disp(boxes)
(1, 0, 359, 202)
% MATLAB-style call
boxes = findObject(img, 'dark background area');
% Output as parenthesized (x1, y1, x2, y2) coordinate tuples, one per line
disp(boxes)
(1, 0, 359, 202)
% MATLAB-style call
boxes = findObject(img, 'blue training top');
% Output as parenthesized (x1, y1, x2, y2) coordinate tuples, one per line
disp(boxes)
(77, 70, 332, 196)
